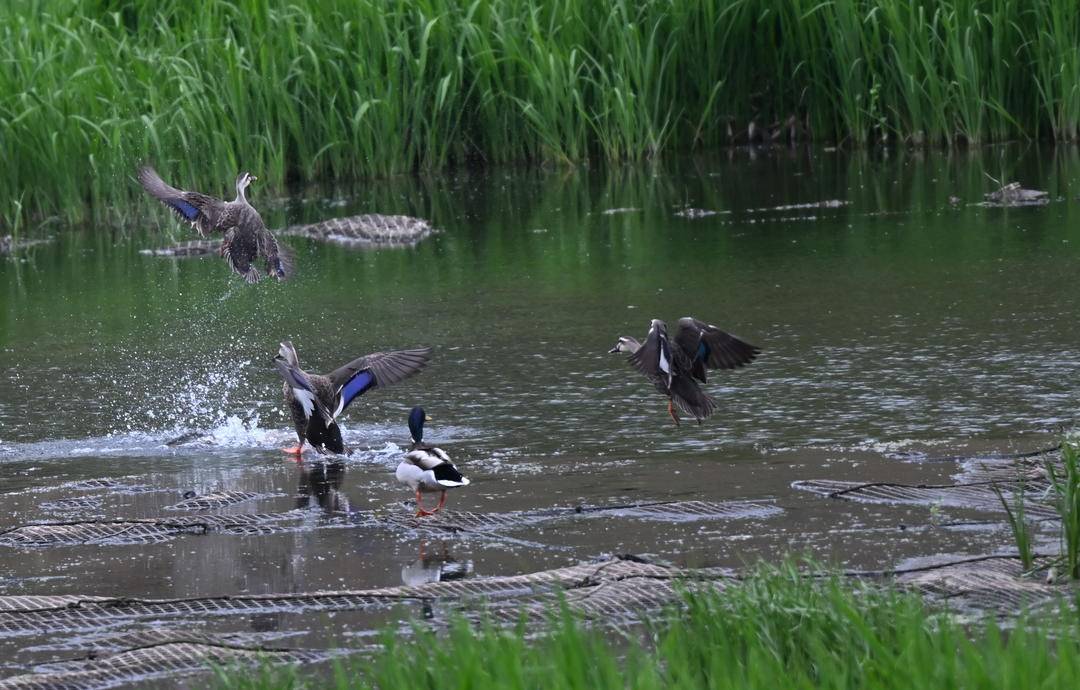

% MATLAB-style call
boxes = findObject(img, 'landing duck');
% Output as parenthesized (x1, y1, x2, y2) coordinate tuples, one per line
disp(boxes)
(609, 317, 760, 425)
(274, 341, 431, 455)
(396, 407, 469, 516)
(138, 166, 291, 283)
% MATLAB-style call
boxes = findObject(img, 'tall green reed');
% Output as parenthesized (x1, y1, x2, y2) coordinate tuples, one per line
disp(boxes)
(1046, 441, 1080, 579)
(7, 0, 1080, 230)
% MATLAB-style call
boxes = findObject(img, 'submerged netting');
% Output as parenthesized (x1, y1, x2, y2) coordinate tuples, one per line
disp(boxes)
(0, 558, 701, 637)
(1, 500, 781, 549)
(283, 214, 435, 245)
(0, 642, 331, 690)
(163, 491, 263, 511)
(0, 513, 304, 547)
(384, 500, 783, 534)
(894, 556, 1069, 613)
(792, 479, 1059, 520)
(0, 553, 1072, 687)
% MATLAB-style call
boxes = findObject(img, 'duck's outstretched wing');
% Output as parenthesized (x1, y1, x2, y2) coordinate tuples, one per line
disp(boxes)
(626, 320, 676, 387)
(674, 317, 760, 382)
(138, 166, 237, 236)
(328, 347, 433, 416)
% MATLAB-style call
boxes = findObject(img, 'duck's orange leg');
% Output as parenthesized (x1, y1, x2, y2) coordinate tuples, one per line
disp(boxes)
(415, 490, 436, 517)
(667, 400, 681, 427)
(430, 491, 448, 514)
(282, 443, 304, 459)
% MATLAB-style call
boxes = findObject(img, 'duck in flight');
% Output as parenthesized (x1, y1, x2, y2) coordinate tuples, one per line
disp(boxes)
(609, 317, 760, 425)
(395, 407, 469, 516)
(138, 166, 291, 283)
(274, 341, 432, 455)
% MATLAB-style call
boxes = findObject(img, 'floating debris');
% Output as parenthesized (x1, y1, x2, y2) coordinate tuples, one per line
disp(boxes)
(982, 182, 1049, 207)
(750, 200, 849, 213)
(0, 235, 52, 255)
(600, 207, 640, 216)
(138, 240, 220, 257)
(283, 214, 436, 247)
(674, 208, 722, 219)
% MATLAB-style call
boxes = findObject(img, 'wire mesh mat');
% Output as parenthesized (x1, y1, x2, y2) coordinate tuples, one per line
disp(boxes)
(163, 491, 264, 511)
(792, 479, 1059, 520)
(283, 214, 435, 245)
(1, 499, 782, 550)
(0, 641, 331, 690)
(0, 513, 305, 548)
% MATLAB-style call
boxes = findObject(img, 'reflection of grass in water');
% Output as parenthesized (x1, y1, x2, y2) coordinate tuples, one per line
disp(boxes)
(215, 565, 1080, 689)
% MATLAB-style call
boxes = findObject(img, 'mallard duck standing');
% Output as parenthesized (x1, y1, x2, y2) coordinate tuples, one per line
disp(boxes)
(609, 317, 760, 425)
(396, 407, 469, 516)
(138, 166, 291, 283)
(274, 341, 432, 455)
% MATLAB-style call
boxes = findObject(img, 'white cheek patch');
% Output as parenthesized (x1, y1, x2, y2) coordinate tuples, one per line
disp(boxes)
(293, 388, 316, 419)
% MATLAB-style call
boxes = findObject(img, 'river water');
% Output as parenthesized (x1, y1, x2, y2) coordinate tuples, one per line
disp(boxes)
(1, 146, 1078, 680)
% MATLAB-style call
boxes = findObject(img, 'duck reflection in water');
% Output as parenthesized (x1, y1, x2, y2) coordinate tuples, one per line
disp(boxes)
(296, 460, 349, 515)
(401, 541, 475, 587)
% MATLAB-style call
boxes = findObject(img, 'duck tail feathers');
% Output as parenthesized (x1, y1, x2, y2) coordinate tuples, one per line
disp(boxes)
(432, 463, 468, 486)
(669, 377, 716, 422)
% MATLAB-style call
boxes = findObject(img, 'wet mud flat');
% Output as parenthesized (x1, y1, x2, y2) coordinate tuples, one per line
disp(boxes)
(0, 437, 1075, 689)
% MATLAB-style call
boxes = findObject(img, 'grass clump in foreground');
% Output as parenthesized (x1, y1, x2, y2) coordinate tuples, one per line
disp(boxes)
(216, 567, 1080, 690)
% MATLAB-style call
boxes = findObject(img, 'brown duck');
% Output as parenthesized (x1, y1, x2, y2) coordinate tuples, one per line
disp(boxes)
(609, 317, 760, 425)
(138, 166, 291, 283)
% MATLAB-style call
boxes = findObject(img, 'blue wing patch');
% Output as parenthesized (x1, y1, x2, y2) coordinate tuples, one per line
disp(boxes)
(170, 198, 200, 221)
(696, 342, 709, 362)
(340, 370, 376, 410)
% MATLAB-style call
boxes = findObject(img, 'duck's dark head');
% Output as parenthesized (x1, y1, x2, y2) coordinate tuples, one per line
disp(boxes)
(408, 406, 428, 443)
(608, 336, 640, 354)
(235, 171, 257, 200)
(277, 341, 299, 368)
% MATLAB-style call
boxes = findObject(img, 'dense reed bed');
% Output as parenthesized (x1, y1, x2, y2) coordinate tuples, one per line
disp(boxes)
(218, 568, 1080, 689)
(4, 0, 1080, 228)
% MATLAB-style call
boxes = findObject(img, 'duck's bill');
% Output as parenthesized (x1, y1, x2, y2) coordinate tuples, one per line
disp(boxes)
(607, 345, 620, 353)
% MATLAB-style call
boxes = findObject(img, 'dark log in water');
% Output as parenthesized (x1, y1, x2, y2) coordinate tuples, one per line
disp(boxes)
(983, 182, 1049, 206)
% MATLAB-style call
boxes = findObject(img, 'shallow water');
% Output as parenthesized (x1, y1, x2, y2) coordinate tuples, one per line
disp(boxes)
(2, 146, 1080, 681)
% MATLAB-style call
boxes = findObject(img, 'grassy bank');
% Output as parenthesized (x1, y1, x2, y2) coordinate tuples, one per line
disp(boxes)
(5, 0, 1080, 228)
(217, 568, 1080, 690)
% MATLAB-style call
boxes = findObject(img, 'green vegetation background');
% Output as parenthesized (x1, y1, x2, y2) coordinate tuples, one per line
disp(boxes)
(4, 0, 1080, 227)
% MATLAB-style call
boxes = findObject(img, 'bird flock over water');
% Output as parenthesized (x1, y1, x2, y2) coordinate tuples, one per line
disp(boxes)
(139, 167, 760, 516)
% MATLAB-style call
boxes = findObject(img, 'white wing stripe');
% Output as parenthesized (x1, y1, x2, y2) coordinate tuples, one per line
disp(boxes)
(293, 388, 316, 419)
